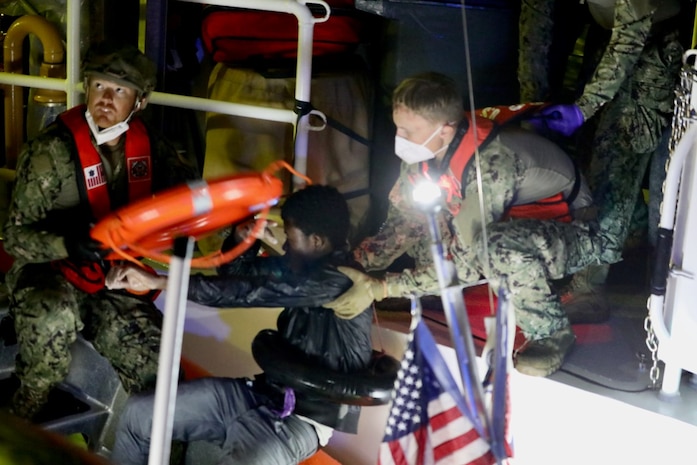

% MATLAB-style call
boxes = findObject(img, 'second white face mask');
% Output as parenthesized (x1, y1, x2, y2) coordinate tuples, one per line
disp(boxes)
(85, 110, 131, 145)
(394, 125, 443, 164)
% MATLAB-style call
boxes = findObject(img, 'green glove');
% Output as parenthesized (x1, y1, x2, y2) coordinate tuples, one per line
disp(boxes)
(325, 266, 386, 319)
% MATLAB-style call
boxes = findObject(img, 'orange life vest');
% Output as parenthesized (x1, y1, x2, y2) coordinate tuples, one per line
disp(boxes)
(422, 103, 575, 223)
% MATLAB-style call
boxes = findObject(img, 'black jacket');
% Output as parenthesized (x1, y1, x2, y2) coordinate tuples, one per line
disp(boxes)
(186, 241, 374, 432)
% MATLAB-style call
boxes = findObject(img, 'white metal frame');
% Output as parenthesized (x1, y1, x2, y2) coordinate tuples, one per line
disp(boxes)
(0, 0, 326, 180)
(648, 49, 697, 397)
(648, 124, 697, 397)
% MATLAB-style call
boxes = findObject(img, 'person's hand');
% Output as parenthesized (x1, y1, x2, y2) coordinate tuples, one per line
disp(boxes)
(64, 229, 111, 262)
(324, 266, 387, 319)
(529, 103, 584, 137)
(234, 217, 279, 245)
(105, 264, 167, 291)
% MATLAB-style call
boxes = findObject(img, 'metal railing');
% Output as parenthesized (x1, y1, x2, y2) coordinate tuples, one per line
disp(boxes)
(0, 0, 325, 182)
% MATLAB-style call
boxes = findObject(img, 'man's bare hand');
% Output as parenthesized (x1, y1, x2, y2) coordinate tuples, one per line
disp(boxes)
(234, 217, 279, 245)
(105, 264, 167, 291)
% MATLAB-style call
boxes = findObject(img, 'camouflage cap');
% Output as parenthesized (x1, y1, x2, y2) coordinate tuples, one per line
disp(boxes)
(82, 41, 157, 95)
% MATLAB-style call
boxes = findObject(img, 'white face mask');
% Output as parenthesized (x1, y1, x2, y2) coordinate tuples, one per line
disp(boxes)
(85, 109, 131, 145)
(394, 125, 444, 164)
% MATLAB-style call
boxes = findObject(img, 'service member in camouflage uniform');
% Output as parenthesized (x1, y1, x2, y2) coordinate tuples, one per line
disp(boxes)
(519, 0, 684, 315)
(328, 73, 611, 377)
(2, 41, 199, 420)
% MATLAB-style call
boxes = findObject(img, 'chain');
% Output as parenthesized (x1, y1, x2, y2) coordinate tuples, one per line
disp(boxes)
(641, 60, 697, 390)
(669, 66, 697, 153)
(644, 302, 661, 390)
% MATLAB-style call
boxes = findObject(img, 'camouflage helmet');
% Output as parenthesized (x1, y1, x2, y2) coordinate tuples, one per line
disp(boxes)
(82, 41, 157, 95)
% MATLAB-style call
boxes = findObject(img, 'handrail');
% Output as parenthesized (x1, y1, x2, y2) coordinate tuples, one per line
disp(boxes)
(648, 123, 697, 360)
(0, 0, 322, 182)
(179, 0, 325, 183)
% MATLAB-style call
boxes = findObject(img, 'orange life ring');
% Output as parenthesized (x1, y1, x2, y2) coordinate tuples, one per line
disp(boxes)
(91, 161, 303, 269)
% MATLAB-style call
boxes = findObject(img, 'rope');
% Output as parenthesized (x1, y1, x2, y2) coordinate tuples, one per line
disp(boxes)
(458, 0, 497, 315)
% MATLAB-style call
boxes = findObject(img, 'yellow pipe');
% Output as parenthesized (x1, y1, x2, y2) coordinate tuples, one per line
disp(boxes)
(3, 15, 65, 169)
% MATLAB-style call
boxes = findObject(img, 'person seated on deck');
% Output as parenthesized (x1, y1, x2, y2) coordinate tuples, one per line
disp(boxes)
(2, 40, 199, 421)
(106, 184, 377, 465)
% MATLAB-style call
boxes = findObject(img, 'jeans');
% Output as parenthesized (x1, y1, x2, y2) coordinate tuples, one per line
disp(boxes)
(110, 377, 320, 465)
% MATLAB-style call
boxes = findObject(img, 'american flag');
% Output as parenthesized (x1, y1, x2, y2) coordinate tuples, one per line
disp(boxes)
(378, 319, 496, 465)
(84, 163, 106, 189)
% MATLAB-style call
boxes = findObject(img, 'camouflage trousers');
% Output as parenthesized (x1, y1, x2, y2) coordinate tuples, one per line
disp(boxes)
(518, 0, 590, 103)
(587, 30, 682, 264)
(590, 99, 673, 264)
(8, 263, 162, 418)
(479, 217, 606, 340)
(383, 213, 608, 341)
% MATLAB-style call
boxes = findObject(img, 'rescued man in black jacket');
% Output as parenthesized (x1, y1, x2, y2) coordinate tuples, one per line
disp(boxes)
(106, 184, 373, 465)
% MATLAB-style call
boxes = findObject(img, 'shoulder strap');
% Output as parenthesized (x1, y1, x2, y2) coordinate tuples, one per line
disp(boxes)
(59, 104, 110, 220)
(446, 114, 496, 186)
(445, 102, 551, 194)
(123, 118, 153, 203)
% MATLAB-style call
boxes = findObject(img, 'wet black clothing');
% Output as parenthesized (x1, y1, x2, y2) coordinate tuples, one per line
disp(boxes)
(185, 241, 374, 432)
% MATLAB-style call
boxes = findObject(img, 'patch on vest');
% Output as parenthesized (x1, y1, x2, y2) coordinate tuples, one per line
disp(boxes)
(84, 163, 106, 189)
(128, 157, 151, 182)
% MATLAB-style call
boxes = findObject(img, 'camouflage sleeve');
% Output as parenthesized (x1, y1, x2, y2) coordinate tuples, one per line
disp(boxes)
(353, 163, 429, 271)
(2, 134, 77, 263)
(353, 204, 430, 272)
(382, 214, 482, 298)
(576, 0, 653, 119)
(518, 0, 555, 102)
(372, 143, 521, 298)
(461, 139, 520, 230)
(384, 262, 440, 297)
(389, 139, 521, 298)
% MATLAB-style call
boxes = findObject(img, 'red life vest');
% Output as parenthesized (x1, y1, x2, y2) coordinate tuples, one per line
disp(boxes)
(59, 104, 153, 220)
(53, 105, 154, 295)
(422, 103, 574, 222)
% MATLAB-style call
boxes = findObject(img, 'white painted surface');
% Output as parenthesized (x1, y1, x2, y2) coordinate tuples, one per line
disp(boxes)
(171, 295, 697, 465)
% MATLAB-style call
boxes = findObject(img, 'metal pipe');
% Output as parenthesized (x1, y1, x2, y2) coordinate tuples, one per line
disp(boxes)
(179, 0, 321, 184)
(3, 14, 65, 169)
(425, 208, 490, 441)
(147, 91, 296, 124)
(0, 0, 320, 178)
(0, 167, 16, 182)
(292, 1, 325, 186)
(66, 0, 80, 107)
(148, 237, 195, 465)
(0, 73, 65, 90)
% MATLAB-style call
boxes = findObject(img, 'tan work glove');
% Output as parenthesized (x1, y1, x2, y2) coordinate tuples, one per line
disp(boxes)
(324, 266, 386, 319)
(105, 264, 167, 292)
